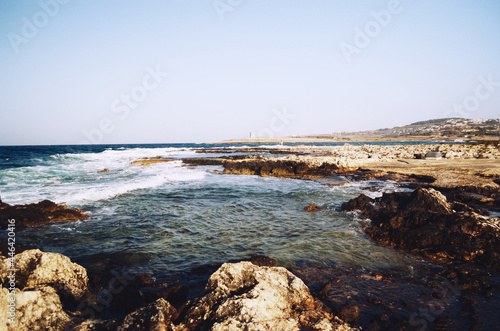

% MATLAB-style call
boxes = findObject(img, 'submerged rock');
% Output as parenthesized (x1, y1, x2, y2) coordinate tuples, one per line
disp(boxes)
(304, 203, 321, 211)
(0, 200, 89, 230)
(342, 188, 500, 269)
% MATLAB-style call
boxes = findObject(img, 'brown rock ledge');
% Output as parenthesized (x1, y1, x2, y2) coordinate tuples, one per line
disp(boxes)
(0, 200, 89, 231)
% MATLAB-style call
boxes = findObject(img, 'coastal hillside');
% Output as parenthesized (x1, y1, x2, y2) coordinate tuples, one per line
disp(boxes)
(313, 118, 499, 142)
(216, 118, 499, 144)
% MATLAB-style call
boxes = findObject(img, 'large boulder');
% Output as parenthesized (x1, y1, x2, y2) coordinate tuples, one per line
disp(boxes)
(0, 286, 73, 331)
(177, 261, 357, 331)
(0, 249, 89, 302)
(0, 249, 89, 330)
(0, 250, 357, 330)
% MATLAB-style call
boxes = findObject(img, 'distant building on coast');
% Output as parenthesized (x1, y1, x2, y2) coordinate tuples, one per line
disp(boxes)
(249, 132, 256, 138)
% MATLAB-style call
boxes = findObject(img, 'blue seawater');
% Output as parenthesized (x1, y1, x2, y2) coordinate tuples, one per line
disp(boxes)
(0, 143, 427, 281)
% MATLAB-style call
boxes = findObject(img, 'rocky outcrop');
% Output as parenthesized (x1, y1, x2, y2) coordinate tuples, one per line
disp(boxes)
(176, 261, 356, 331)
(0, 249, 89, 302)
(0, 286, 74, 331)
(222, 155, 359, 178)
(0, 200, 89, 230)
(1, 251, 356, 330)
(342, 188, 500, 269)
(0, 249, 89, 330)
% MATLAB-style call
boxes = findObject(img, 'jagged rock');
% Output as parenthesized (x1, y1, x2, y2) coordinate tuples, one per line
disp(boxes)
(341, 194, 373, 213)
(177, 261, 357, 330)
(0, 200, 89, 230)
(0, 249, 89, 302)
(304, 203, 321, 211)
(342, 188, 500, 269)
(116, 298, 177, 331)
(0, 249, 359, 331)
(73, 319, 118, 331)
(247, 254, 277, 267)
(1, 286, 73, 331)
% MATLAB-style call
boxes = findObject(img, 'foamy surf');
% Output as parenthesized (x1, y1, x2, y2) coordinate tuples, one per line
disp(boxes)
(0, 148, 205, 205)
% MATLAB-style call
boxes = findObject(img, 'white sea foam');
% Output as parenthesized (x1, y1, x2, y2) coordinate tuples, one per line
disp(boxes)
(0, 148, 205, 206)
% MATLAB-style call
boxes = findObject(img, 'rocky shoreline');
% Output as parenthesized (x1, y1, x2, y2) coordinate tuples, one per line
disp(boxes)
(1, 249, 357, 330)
(2, 142, 499, 330)
(179, 142, 500, 329)
(0, 200, 89, 231)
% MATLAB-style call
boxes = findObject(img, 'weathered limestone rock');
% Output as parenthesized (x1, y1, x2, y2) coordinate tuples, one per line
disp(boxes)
(0, 249, 89, 302)
(1, 286, 73, 331)
(177, 261, 357, 331)
(0, 249, 357, 331)
(117, 298, 177, 331)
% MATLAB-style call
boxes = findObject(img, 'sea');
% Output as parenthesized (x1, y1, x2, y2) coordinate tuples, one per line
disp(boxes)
(0, 143, 435, 284)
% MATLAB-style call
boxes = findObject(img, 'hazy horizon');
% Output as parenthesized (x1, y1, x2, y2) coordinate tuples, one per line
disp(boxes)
(1, 0, 499, 145)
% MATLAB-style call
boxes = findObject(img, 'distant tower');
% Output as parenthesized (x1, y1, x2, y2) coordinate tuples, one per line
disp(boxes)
(249, 132, 256, 138)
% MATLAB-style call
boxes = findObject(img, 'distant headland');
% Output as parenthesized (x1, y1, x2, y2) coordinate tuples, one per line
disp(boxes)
(213, 118, 499, 144)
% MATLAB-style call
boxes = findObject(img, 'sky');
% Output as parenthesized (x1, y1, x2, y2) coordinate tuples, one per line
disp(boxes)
(0, 0, 499, 145)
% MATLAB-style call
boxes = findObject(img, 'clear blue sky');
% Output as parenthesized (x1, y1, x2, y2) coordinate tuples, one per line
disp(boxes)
(0, 0, 499, 145)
